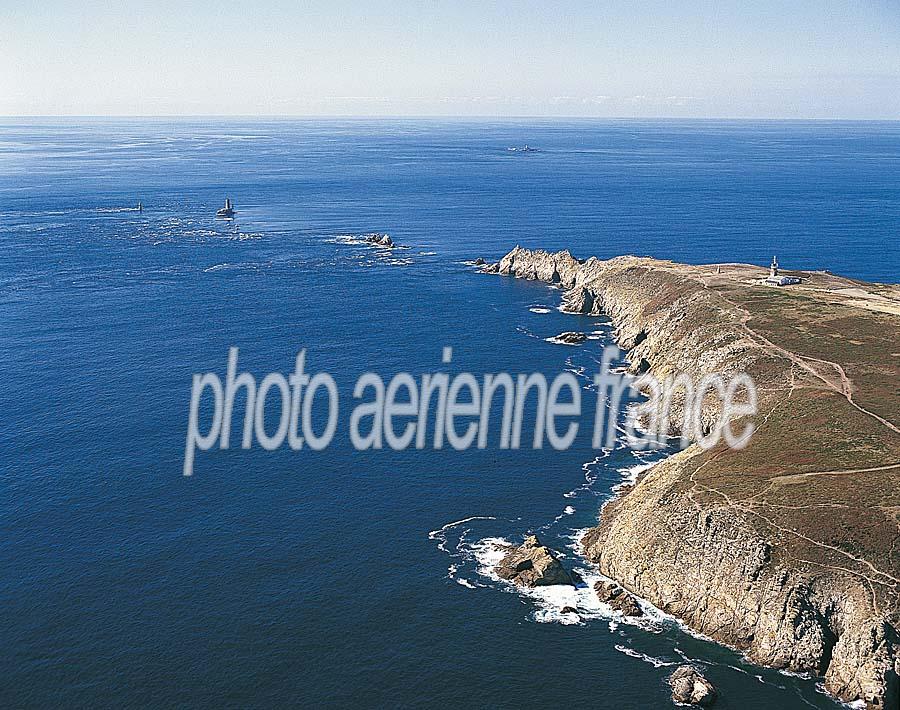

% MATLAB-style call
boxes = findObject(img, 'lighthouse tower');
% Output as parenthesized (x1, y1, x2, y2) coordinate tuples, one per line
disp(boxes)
(770, 256, 779, 278)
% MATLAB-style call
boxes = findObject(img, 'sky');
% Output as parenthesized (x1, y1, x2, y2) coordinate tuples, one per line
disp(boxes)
(2, 0, 899, 118)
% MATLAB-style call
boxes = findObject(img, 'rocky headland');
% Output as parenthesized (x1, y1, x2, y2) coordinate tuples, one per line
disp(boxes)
(485, 247, 900, 709)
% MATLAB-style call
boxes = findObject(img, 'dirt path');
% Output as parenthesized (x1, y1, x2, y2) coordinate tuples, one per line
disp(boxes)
(768, 461, 900, 486)
(747, 327, 900, 435)
(696, 276, 900, 436)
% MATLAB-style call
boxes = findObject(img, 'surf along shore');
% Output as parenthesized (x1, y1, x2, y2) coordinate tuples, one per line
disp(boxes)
(483, 246, 900, 709)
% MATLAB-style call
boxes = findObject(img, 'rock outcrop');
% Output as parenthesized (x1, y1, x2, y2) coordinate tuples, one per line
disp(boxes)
(669, 665, 717, 706)
(495, 535, 575, 587)
(550, 331, 587, 345)
(488, 246, 900, 709)
(365, 233, 395, 248)
(594, 580, 644, 617)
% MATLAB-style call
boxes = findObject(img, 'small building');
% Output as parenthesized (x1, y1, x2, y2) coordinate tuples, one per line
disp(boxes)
(764, 256, 801, 286)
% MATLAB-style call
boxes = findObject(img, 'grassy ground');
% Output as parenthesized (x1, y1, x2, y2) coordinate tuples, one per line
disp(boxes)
(661, 262, 900, 609)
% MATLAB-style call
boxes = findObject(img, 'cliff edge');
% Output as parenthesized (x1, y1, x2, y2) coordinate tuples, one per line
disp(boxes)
(487, 247, 900, 709)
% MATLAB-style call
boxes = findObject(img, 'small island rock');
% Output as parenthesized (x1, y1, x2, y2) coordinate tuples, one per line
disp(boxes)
(365, 233, 395, 248)
(553, 331, 587, 345)
(495, 535, 575, 587)
(668, 665, 717, 707)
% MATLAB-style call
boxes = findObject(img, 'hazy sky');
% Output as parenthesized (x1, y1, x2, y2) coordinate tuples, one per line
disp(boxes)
(2, 0, 899, 117)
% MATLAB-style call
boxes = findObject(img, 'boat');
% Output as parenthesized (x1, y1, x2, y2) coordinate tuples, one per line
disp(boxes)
(507, 144, 538, 153)
(216, 197, 236, 218)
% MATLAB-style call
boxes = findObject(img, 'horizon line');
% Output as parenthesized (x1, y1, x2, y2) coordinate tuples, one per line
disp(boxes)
(3, 114, 900, 122)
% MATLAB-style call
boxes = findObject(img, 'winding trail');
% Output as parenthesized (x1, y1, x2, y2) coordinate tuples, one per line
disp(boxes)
(767, 461, 900, 485)
(745, 327, 900, 435)
(695, 272, 900, 435)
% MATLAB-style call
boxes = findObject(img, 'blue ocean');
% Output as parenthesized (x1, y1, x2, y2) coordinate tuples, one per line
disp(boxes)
(2, 119, 898, 708)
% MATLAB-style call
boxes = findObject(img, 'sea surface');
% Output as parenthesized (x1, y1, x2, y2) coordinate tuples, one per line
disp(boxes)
(2, 118, 898, 708)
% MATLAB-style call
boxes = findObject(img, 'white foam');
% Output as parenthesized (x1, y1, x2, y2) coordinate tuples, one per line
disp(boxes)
(614, 644, 677, 668)
(562, 452, 612, 498)
(525, 570, 662, 627)
(616, 460, 659, 487)
(544, 335, 584, 346)
(529, 307, 552, 314)
(428, 515, 497, 554)
(469, 536, 660, 628)
(525, 583, 596, 625)
(537, 505, 579, 533)
(470, 536, 510, 571)
(325, 235, 364, 244)
(563, 356, 587, 378)
(631, 597, 718, 642)
(203, 261, 266, 273)
(428, 516, 497, 539)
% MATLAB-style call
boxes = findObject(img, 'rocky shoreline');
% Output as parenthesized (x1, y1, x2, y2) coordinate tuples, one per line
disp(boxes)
(483, 246, 900, 709)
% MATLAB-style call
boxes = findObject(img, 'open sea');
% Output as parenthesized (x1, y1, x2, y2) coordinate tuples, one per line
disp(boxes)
(2, 118, 899, 708)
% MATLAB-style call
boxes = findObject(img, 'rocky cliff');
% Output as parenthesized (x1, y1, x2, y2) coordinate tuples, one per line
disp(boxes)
(486, 246, 900, 709)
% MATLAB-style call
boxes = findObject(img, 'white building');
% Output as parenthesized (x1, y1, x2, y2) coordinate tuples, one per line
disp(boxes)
(764, 256, 801, 286)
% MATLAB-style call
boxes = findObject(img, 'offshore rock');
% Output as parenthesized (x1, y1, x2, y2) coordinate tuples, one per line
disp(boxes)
(365, 233, 395, 247)
(669, 665, 717, 706)
(550, 331, 587, 345)
(495, 535, 575, 587)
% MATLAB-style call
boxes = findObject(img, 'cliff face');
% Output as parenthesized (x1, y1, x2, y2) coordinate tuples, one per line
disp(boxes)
(487, 247, 900, 709)
(581, 457, 898, 708)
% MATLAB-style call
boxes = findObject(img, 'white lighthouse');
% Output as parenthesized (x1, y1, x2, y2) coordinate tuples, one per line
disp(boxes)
(765, 255, 801, 286)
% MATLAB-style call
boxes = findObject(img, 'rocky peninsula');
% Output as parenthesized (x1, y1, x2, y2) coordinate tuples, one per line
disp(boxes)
(485, 247, 900, 709)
